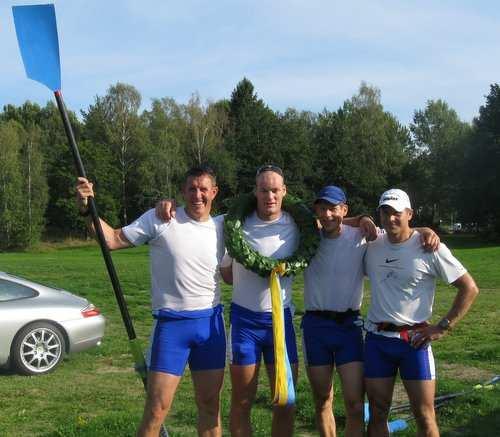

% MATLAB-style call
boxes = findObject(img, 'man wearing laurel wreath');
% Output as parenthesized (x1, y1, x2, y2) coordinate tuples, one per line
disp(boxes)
(219, 165, 300, 437)
(76, 166, 226, 437)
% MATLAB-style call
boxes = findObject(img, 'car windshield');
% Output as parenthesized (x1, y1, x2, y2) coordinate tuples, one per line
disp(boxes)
(0, 279, 37, 302)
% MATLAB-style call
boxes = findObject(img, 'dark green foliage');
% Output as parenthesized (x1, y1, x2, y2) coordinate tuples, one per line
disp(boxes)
(276, 109, 317, 200)
(459, 84, 500, 238)
(2, 79, 500, 242)
(140, 97, 187, 207)
(313, 83, 409, 215)
(407, 99, 471, 226)
(0, 116, 49, 248)
(0, 120, 25, 248)
(225, 78, 282, 193)
(19, 123, 49, 245)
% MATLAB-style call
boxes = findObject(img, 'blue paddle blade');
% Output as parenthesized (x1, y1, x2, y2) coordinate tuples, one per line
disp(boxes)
(12, 4, 61, 91)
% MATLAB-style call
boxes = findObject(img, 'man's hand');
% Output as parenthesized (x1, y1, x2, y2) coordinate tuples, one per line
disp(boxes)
(410, 325, 446, 348)
(155, 199, 177, 222)
(76, 177, 94, 214)
(359, 216, 378, 241)
(418, 227, 440, 252)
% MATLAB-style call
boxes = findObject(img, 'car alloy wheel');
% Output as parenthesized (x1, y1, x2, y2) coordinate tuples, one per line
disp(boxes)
(12, 322, 64, 375)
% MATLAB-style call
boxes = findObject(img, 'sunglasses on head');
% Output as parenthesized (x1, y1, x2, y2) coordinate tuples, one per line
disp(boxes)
(255, 164, 284, 177)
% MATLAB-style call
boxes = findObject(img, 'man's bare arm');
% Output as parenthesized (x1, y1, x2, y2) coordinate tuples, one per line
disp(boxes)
(411, 272, 479, 348)
(343, 215, 378, 241)
(441, 273, 479, 328)
(76, 177, 132, 250)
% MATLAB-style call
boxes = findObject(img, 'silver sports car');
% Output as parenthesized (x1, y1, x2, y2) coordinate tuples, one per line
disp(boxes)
(0, 272, 105, 375)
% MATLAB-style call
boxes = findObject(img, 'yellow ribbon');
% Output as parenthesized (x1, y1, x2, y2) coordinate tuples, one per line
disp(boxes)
(269, 263, 295, 406)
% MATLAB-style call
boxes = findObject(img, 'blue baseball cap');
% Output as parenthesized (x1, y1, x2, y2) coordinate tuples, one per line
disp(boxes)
(315, 185, 347, 205)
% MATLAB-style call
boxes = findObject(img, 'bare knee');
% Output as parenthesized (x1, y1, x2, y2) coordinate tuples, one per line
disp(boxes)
(413, 404, 437, 431)
(145, 397, 171, 426)
(368, 397, 391, 423)
(313, 389, 333, 412)
(196, 391, 220, 417)
(231, 392, 255, 415)
(345, 398, 364, 421)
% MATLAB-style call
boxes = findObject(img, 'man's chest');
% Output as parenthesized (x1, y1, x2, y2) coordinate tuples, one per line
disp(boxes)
(369, 249, 434, 292)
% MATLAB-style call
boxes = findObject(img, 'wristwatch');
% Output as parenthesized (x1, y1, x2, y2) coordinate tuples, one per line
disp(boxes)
(437, 318, 451, 331)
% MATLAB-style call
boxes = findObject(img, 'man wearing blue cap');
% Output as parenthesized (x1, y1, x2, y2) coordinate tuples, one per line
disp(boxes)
(303, 185, 368, 437)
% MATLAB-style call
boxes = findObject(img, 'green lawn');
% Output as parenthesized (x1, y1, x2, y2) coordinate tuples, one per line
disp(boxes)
(0, 234, 499, 436)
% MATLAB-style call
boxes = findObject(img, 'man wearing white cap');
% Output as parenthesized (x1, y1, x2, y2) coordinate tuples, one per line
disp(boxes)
(364, 188, 479, 437)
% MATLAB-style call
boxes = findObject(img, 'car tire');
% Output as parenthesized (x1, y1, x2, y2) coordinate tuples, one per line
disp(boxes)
(11, 322, 65, 375)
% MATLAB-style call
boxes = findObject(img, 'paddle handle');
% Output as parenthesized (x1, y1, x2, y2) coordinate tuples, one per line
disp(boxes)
(54, 90, 138, 342)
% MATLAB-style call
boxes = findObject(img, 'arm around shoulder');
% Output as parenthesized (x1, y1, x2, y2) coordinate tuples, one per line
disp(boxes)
(415, 227, 440, 251)
(344, 215, 378, 241)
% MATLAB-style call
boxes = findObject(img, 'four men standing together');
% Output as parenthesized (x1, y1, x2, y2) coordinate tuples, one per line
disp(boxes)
(76, 164, 478, 437)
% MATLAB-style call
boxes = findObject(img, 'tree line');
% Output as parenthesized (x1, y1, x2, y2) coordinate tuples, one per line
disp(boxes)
(1, 78, 499, 249)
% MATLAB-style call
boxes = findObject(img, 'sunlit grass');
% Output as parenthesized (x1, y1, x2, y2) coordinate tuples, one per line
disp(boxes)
(0, 234, 498, 436)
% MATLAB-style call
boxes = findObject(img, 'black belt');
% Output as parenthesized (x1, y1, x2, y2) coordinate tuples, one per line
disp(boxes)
(306, 309, 360, 323)
(376, 321, 428, 332)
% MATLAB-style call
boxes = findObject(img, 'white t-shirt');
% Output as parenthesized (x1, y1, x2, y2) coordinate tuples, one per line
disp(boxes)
(122, 207, 225, 311)
(231, 211, 299, 312)
(304, 225, 366, 311)
(364, 230, 466, 334)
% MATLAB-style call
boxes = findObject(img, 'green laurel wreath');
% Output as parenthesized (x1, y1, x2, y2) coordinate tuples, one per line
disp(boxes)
(224, 193, 320, 278)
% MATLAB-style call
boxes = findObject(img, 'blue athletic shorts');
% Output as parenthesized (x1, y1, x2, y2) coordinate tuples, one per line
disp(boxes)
(229, 303, 298, 366)
(301, 312, 364, 367)
(147, 305, 226, 376)
(364, 332, 435, 380)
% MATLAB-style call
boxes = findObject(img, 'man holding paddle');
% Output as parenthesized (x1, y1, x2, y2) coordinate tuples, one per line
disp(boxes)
(76, 166, 226, 437)
(363, 188, 479, 437)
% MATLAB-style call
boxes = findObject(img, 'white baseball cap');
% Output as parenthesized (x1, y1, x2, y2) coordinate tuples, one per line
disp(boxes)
(378, 189, 411, 212)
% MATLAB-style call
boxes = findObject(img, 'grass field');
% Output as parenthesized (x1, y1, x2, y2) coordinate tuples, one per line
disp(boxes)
(0, 234, 499, 436)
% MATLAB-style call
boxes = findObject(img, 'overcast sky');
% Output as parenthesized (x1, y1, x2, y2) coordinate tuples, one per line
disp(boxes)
(2, 0, 499, 125)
